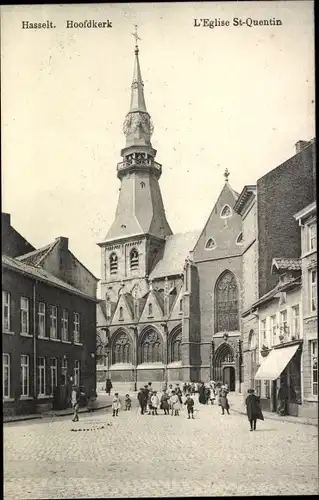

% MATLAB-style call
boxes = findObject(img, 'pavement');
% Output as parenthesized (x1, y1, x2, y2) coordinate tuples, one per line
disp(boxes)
(4, 393, 318, 499)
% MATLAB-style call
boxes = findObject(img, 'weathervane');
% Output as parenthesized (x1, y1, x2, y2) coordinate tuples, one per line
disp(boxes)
(132, 23, 141, 51)
(224, 168, 230, 182)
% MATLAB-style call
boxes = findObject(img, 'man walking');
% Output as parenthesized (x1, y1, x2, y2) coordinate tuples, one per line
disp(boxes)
(71, 384, 80, 422)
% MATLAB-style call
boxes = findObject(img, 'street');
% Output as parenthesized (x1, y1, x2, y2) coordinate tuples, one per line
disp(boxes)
(4, 395, 318, 499)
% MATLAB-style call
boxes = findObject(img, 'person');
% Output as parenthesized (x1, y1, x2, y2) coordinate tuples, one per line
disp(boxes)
(147, 390, 153, 415)
(112, 393, 121, 417)
(137, 387, 146, 415)
(142, 385, 149, 414)
(184, 394, 195, 419)
(105, 379, 112, 396)
(277, 380, 289, 416)
(167, 384, 174, 397)
(219, 385, 230, 415)
(124, 394, 132, 411)
(204, 385, 211, 405)
(71, 384, 80, 422)
(246, 388, 264, 431)
(190, 383, 195, 396)
(175, 383, 183, 404)
(170, 390, 181, 416)
(198, 382, 206, 404)
(151, 391, 160, 415)
(160, 390, 170, 415)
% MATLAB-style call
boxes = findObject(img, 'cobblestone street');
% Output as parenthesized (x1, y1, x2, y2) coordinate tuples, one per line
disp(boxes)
(4, 395, 318, 499)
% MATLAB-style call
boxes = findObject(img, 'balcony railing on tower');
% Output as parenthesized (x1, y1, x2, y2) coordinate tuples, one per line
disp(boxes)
(117, 158, 162, 174)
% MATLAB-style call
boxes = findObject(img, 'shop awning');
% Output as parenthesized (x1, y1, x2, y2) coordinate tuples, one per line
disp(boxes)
(255, 344, 299, 381)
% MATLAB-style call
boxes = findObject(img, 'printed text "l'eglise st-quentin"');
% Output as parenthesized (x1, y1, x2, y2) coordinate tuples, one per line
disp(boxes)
(194, 18, 283, 28)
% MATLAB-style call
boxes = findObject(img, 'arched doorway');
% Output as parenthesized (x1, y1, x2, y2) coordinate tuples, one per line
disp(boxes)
(213, 342, 236, 391)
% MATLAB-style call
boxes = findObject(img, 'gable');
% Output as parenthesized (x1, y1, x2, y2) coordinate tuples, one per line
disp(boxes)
(193, 182, 243, 262)
(111, 294, 134, 325)
(139, 290, 164, 322)
(168, 285, 184, 320)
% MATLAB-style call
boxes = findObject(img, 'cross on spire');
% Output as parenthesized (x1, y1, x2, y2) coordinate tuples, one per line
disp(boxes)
(224, 168, 230, 182)
(132, 23, 141, 52)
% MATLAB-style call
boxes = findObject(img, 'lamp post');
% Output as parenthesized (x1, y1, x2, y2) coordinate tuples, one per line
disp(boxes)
(129, 326, 138, 392)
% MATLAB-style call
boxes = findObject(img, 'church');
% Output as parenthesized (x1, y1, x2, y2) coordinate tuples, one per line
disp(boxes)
(96, 38, 243, 392)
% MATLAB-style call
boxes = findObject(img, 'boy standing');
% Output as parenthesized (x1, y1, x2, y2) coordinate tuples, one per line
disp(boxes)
(112, 393, 121, 417)
(124, 394, 132, 411)
(184, 394, 195, 419)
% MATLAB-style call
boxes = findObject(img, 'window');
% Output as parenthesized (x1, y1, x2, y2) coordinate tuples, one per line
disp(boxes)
(2, 291, 11, 331)
(38, 302, 46, 337)
(291, 305, 300, 338)
(179, 299, 183, 313)
(205, 238, 216, 250)
(20, 297, 29, 334)
(148, 303, 153, 317)
(61, 309, 69, 341)
(113, 332, 132, 364)
(74, 360, 80, 386)
(20, 355, 29, 397)
(130, 249, 139, 270)
(61, 357, 68, 384)
(141, 329, 162, 363)
(50, 358, 58, 394)
(110, 253, 118, 275)
(236, 232, 243, 245)
(311, 341, 318, 397)
(119, 306, 124, 321)
(37, 357, 46, 397)
(171, 331, 182, 362)
(73, 312, 80, 343)
(280, 310, 288, 337)
(270, 315, 277, 342)
(49, 306, 58, 339)
(220, 204, 232, 218)
(308, 223, 317, 251)
(3, 353, 10, 398)
(260, 320, 267, 342)
(215, 271, 239, 332)
(310, 269, 317, 312)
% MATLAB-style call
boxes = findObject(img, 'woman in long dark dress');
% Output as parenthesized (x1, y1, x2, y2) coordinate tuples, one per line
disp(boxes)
(246, 388, 264, 431)
(198, 382, 206, 404)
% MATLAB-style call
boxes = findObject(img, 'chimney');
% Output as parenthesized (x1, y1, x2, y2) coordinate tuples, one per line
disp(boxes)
(2, 213, 11, 226)
(56, 236, 69, 250)
(295, 140, 310, 154)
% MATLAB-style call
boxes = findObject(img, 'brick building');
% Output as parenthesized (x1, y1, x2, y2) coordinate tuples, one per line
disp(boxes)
(2, 216, 98, 415)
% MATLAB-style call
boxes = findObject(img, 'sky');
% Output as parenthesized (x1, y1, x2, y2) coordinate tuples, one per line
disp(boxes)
(1, 2, 315, 294)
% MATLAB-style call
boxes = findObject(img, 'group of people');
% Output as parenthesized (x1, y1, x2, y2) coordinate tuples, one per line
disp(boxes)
(136, 382, 195, 418)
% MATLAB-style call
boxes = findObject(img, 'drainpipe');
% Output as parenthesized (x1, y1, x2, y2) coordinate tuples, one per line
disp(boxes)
(33, 282, 37, 402)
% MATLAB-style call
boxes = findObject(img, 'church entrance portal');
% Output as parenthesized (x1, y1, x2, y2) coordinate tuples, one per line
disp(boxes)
(223, 366, 235, 391)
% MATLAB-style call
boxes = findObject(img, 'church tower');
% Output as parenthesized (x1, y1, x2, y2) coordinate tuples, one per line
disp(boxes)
(98, 32, 172, 302)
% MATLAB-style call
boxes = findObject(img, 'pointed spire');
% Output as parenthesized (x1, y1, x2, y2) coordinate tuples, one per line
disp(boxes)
(224, 168, 230, 182)
(130, 24, 147, 113)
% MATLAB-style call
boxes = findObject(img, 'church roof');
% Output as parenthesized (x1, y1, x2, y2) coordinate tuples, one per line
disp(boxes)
(150, 231, 200, 279)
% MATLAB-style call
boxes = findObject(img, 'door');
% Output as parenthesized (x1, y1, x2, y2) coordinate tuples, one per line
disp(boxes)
(223, 366, 236, 391)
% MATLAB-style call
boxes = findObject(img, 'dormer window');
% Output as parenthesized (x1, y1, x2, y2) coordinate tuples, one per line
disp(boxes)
(220, 204, 232, 218)
(110, 253, 118, 275)
(205, 238, 216, 250)
(236, 232, 243, 245)
(130, 249, 139, 271)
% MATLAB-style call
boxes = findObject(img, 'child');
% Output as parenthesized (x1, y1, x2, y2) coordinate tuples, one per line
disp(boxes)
(170, 390, 181, 416)
(112, 393, 121, 417)
(184, 394, 195, 419)
(151, 391, 159, 415)
(124, 394, 132, 411)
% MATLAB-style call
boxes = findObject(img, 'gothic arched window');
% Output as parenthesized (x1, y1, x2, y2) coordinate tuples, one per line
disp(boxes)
(215, 271, 239, 332)
(140, 329, 162, 363)
(205, 238, 216, 250)
(113, 331, 132, 364)
(170, 329, 182, 363)
(110, 253, 118, 275)
(130, 248, 139, 271)
(236, 232, 244, 245)
(148, 303, 153, 316)
(119, 306, 124, 321)
(220, 204, 232, 218)
(179, 299, 183, 313)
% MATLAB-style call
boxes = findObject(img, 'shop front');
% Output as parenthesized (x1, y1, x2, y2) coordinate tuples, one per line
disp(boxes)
(255, 341, 302, 416)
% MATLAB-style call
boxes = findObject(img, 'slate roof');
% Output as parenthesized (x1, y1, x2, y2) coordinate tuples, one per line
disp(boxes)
(3, 254, 97, 302)
(272, 258, 302, 272)
(17, 240, 58, 266)
(150, 231, 200, 279)
(153, 290, 164, 313)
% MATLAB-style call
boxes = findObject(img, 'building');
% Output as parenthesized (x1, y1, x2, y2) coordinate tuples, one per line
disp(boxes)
(2, 216, 98, 416)
(237, 139, 316, 407)
(97, 40, 244, 392)
(2, 213, 35, 258)
(294, 201, 317, 418)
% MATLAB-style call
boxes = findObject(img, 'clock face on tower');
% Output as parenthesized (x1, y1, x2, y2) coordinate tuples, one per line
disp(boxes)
(123, 112, 154, 137)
